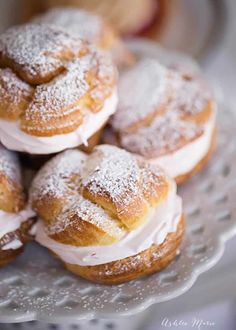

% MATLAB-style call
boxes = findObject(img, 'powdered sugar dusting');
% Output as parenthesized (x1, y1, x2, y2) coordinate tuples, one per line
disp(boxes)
(113, 59, 211, 133)
(22, 49, 115, 130)
(140, 160, 167, 194)
(0, 24, 84, 82)
(31, 145, 168, 237)
(0, 24, 116, 137)
(111, 58, 213, 157)
(31, 149, 86, 201)
(88, 46, 117, 104)
(47, 194, 125, 239)
(169, 76, 212, 117)
(120, 113, 203, 157)
(33, 7, 103, 44)
(0, 68, 32, 108)
(112, 59, 168, 130)
(0, 144, 21, 184)
(24, 58, 90, 123)
(82, 145, 140, 206)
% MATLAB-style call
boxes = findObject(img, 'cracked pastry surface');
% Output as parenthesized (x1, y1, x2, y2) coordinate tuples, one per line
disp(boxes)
(0, 24, 118, 154)
(103, 58, 216, 183)
(30, 144, 184, 284)
(0, 144, 35, 266)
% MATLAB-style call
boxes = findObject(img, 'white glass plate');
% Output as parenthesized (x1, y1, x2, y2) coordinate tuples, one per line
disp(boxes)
(0, 41, 235, 323)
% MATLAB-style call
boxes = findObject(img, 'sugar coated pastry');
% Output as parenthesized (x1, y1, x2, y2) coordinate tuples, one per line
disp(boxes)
(30, 144, 184, 284)
(32, 7, 135, 67)
(0, 144, 36, 266)
(0, 24, 118, 155)
(104, 59, 216, 184)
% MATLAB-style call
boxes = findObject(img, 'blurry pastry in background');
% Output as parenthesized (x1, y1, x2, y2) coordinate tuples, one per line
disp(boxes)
(20, 0, 169, 38)
(32, 7, 135, 67)
(0, 24, 118, 157)
(103, 59, 216, 184)
(46, 0, 160, 36)
(0, 144, 35, 266)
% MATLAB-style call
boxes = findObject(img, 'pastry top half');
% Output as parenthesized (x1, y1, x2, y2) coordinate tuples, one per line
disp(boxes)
(30, 144, 171, 247)
(0, 144, 25, 213)
(107, 58, 215, 159)
(32, 7, 135, 67)
(0, 23, 117, 138)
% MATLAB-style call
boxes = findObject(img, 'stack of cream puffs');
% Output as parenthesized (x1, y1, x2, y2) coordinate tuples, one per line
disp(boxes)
(0, 7, 216, 283)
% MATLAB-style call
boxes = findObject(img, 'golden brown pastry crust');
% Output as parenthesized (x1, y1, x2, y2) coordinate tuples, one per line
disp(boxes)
(0, 68, 33, 121)
(64, 215, 185, 284)
(0, 24, 117, 137)
(79, 125, 104, 153)
(0, 217, 36, 266)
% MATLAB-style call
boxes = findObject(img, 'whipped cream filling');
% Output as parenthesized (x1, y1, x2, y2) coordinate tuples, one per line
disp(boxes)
(2, 239, 23, 251)
(150, 114, 216, 178)
(0, 89, 118, 155)
(0, 207, 35, 250)
(36, 181, 182, 266)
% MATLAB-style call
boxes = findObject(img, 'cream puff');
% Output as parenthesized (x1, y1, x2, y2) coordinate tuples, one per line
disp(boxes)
(103, 59, 216, 184)
(32, 7, 135, 68)
(30, 144, 184, 284)
(36, 0, 158, 36)
(0, 144, 35, 266)
(0, 24, 118, 155)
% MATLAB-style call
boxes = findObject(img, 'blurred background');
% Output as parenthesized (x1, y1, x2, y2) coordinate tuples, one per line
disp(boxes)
(0, 0, 236, 329)
(0, 0, 225, 58)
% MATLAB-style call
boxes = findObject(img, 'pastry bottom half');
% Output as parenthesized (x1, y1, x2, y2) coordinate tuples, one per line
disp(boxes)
(176, 127, 216, 184)
(78, 125, 104, 153)
(0, 247, 24, 267)
(61, 215, 185, 285)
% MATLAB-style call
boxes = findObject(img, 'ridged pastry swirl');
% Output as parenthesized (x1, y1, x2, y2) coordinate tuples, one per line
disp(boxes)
(0, 24, 117, 142)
